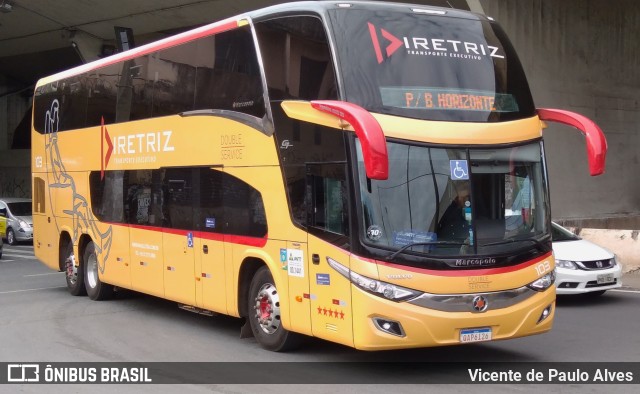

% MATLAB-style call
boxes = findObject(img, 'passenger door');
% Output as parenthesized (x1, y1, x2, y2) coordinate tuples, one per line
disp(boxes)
(306, 163, 354, 347)
(195, 168, 226, 314)
(162, 167, 197, 305)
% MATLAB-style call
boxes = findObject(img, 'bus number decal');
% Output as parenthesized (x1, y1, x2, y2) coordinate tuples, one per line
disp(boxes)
(534, 261, 552, 276)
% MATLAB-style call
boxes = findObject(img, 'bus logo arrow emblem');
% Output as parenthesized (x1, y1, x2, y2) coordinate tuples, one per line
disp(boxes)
(367, 22, 403, 64)
(101, 116, 113, 180)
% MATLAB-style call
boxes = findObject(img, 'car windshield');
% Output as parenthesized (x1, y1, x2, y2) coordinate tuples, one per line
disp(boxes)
(356, 140, 550, 259)
(551, 223, 580, 242)
(7, 202, 32, 216)
(328, 7, 535, 122)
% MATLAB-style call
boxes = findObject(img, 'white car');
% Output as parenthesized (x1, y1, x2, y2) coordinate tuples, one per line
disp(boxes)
(552, 222, 622, 296)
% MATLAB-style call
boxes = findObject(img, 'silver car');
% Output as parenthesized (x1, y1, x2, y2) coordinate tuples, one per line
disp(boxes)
(0, 198, 33, 245)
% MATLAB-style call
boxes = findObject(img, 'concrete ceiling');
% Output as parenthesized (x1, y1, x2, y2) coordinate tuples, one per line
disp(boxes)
(0, 0, 470, 87)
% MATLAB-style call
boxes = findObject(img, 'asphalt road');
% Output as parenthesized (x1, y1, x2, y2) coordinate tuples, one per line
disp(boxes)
(1, 243, 639, 393)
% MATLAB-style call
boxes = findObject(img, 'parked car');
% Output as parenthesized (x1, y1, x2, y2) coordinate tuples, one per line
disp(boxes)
(552, 222, 622, 296)
(0, 198, 33, 245)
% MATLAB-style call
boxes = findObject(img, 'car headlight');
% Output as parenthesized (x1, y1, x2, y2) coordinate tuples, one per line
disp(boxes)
(612, 255, 619, 266)
(18, 219, 29, 229)
(555, 259, 577, 270)
(527, 271, 556, 291)
(327, 257, 422, 302)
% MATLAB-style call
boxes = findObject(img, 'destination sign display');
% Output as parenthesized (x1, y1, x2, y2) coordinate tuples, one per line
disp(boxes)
(380, 87, 519, 113)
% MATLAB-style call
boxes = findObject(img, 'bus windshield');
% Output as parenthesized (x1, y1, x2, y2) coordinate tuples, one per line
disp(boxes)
(357, 141, 550, 259)
(327, 8, 535, 122)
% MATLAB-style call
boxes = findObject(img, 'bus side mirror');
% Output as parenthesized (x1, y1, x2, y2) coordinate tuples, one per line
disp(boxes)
(537, 108, 607, 176)
(0, 208, 6, 217)
(281, 100, 389, 180)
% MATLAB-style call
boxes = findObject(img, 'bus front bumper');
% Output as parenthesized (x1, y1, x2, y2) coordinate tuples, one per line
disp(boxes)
(351, 285, 555, 351)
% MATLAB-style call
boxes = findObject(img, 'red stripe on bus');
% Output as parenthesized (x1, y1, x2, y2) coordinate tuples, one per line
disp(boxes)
(112, 223, 266, 248)
(375, 252, 553, 277)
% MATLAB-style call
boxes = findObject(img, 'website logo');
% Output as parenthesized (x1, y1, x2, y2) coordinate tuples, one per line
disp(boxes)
(367, 22, 505, 63)
(7, 364, 40, 382)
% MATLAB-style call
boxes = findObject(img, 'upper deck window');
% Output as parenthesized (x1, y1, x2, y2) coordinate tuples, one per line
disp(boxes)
(327, 8, 535, 122)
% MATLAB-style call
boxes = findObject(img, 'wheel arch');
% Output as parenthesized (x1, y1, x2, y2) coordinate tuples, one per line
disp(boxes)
(58, 231, 73, 271)
(78, 233, 94, 268)
(237, 257, 267, 318)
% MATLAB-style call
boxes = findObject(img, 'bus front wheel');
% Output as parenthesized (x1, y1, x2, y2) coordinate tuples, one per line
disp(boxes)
(248, 266, 300, 352)
(84, 241, 114, 301)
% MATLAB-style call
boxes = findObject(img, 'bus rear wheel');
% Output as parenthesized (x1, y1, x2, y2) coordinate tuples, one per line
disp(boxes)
(248, 266, 300, 352)
(84, 241, 114, 301)
(63, 242, 86, 296)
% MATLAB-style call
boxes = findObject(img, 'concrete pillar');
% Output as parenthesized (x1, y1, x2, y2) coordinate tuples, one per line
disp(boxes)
(0, 76, 7, 151)
(69, 30, 103, 64)
(481, 0, 640, 222)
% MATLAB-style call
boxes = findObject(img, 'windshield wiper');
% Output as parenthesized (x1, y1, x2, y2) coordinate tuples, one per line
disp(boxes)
(481, 237, 548, 249)
(386, 241, 467, 260)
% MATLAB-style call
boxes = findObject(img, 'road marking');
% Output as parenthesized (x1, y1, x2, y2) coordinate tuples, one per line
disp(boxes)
(1, 259, 15, 262)
(24, 272, 63, 277)
(0, 286, 66, 295)
(2, 254, 35, 259)
(611, 289, 640, 294)
(3, 249, 35, 255)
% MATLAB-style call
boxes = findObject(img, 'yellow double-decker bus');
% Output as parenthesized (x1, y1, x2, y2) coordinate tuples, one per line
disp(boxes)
(32, 1, 606, 351)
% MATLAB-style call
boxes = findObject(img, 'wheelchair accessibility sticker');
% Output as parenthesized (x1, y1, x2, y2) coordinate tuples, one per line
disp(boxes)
(450, 160, 469, 180)
(187, 232, 194, 248)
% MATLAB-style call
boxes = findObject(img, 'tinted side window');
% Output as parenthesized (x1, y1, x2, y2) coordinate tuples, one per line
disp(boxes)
(86, 63, 119, 126)
(34, 26, 265, 134)
(90, 171, 126, 223)
(90, 169, 266, 238)
(124, 170, 153, 225)
(151, 41, 198, 117)
(198, 168, 224, 233)
(256, 16, 342, 229)
(256, 16, 337, 101)
(163, 168, 195, 230)
(195, 27, 265, 118)
(224, 175, 267, 238)
(307, 163, 349, 237)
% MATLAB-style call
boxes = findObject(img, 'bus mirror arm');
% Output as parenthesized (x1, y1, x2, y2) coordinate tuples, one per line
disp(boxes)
(310, 100, 389, 180)
(537, 108, 608, 176)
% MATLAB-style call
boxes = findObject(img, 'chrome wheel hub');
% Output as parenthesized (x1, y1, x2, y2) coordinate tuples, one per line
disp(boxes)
(87, 252, 98, 289)
(65, 254, 77, 285)
(253, 283, 281, 334)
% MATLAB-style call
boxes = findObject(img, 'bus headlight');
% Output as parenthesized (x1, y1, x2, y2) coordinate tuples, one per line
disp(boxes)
(327, 257, 422, 302)
(527, 271, 556, 291)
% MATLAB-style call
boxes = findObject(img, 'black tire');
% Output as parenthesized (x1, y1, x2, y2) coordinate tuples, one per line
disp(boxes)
(7, 228, 16, 245)
(63, 242, 86, 296)
(84, 241, 114, 301)
(248, 266, 301, 352)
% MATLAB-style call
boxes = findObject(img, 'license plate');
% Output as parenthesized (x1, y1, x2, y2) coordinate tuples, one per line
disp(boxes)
(597, 273, 615, 284)
(460, 327, 492, 343)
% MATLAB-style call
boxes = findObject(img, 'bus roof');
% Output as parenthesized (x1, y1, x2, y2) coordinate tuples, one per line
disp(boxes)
(36, 0, 487, 87)
(36, 0, 486, 86)
(248, 1, 484, 22)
